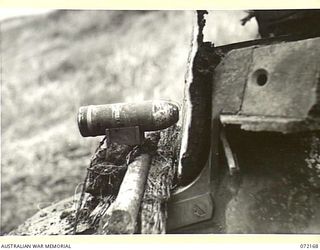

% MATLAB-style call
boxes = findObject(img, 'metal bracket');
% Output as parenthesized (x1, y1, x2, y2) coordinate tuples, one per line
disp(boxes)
(167, 124, 239, 232)
(220, 126, 240, 176)
(167, 158, 214, 231)
(105, 126, 145, 145)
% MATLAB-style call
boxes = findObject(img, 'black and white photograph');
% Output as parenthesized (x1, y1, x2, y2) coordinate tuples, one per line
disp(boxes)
(1, 8, 320, 237)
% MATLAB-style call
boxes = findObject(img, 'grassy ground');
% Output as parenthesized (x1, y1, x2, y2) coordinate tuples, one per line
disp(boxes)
(1, 10, 257, 234)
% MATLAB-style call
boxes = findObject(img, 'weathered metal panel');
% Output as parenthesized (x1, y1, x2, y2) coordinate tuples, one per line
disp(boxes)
(167, 160, 214, 231)
(241, 37, 320, 118)
(212, 48, 252, 115)
(213, 36, 320, 133)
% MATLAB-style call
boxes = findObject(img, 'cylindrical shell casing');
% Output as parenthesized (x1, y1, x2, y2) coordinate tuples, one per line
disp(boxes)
(78, 100, 179, 137)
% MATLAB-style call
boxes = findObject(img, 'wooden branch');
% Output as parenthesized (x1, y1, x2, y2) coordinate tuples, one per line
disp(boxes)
(99, 153, 152, 234)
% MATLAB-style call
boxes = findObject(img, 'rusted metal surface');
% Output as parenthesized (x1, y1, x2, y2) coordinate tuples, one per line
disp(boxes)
(213, 36, 320, 133)
(78, 100, 179, 137)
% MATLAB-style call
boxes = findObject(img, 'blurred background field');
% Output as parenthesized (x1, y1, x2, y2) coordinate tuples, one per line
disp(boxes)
(1, 10, 257, 234)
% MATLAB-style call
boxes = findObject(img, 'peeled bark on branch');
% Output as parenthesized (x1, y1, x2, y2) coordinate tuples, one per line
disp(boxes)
(99, 154, 152, 234)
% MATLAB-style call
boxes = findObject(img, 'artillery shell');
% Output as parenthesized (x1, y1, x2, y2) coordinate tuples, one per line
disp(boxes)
(78, 100, 179, 137)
